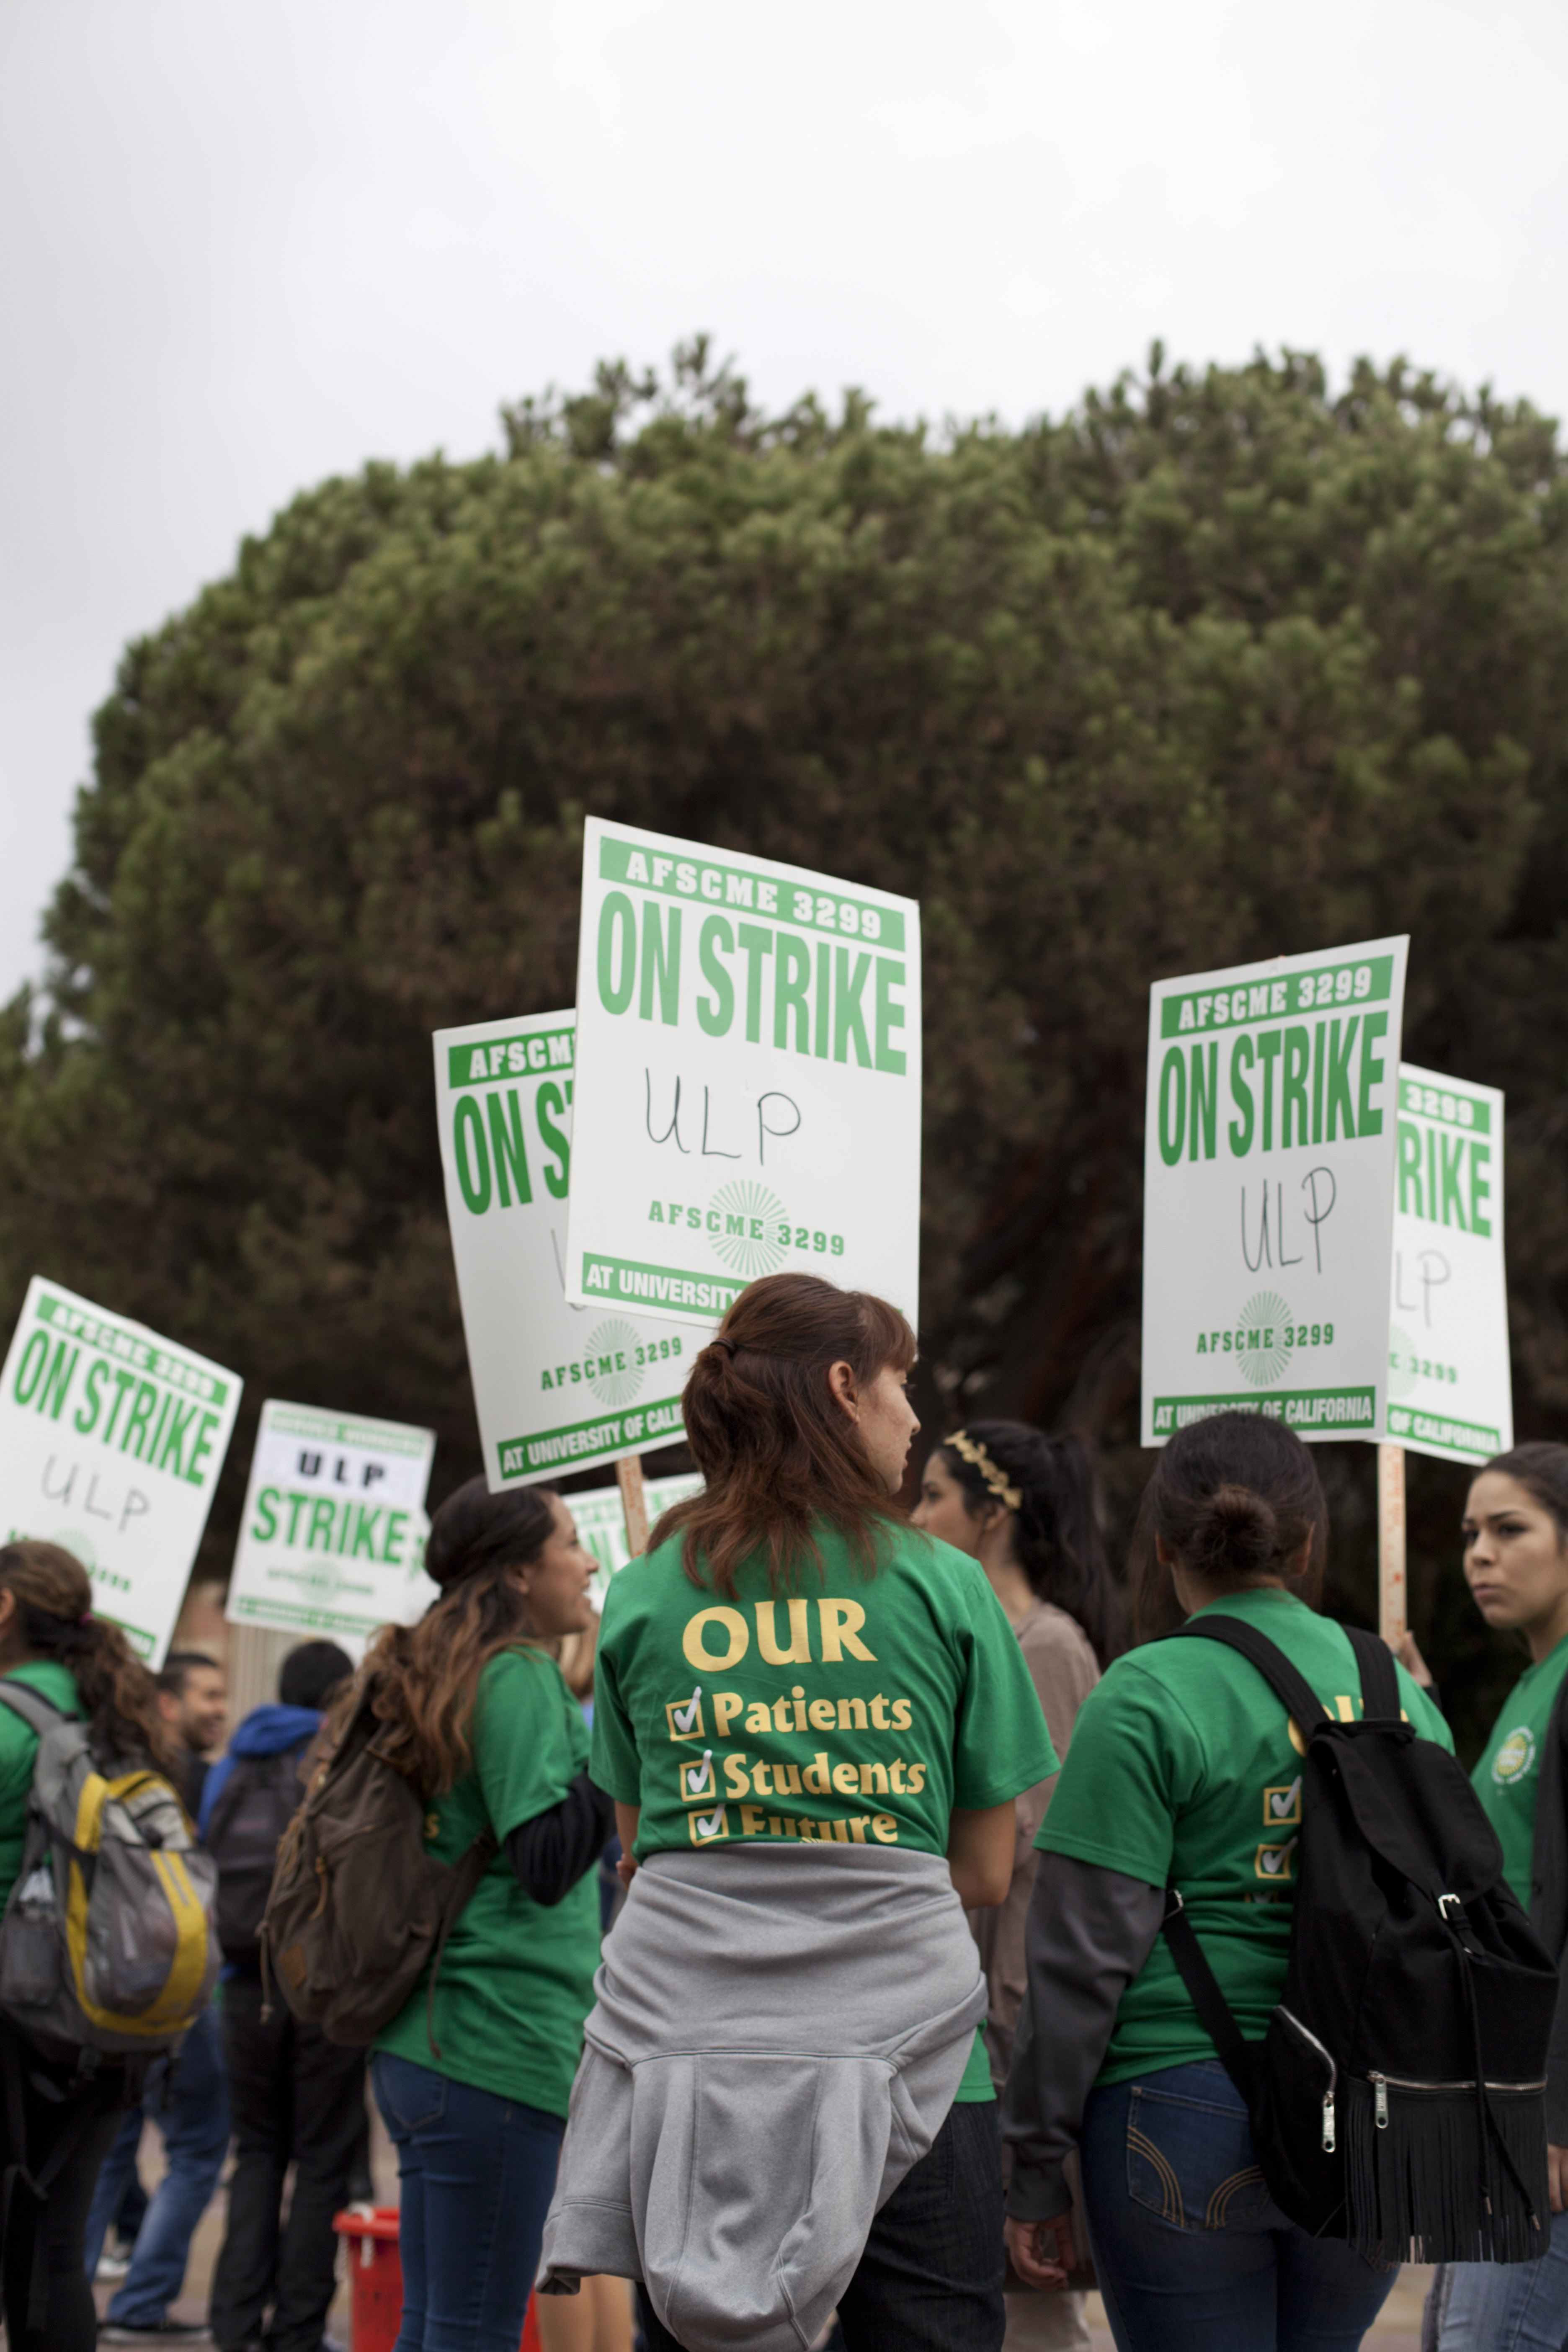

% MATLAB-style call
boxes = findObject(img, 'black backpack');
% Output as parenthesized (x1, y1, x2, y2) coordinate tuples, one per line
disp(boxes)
(1160, 1616, 1558, 2264)
(206, 1741, 313, 1965)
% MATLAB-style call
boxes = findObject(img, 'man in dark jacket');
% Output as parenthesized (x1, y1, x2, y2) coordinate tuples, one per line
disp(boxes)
(202, 1641, 360, 2352)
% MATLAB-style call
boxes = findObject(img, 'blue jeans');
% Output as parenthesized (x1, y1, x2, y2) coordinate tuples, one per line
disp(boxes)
(82, 2005, 230, 2326)
(1430, 2208, 1568, 2348)
(1080, 2060, 1395, 2352)
(371, 2052, 565, 2352)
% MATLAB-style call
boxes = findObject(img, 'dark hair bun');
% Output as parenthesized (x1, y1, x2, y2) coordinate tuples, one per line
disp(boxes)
(1188, 1483, 1278, 1577)
(426, 1478, 557, 1589)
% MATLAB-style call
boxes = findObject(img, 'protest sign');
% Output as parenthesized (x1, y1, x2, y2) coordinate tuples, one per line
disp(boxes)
(1142, 938, 1408, 1445)
(565, 819, 922, 1327)
(571, 1471, 703, 1606)
(1382, 1065, 1511, 1465)
(434, 1010, 694, 1488)
(0, 1277, 241, 1662)
(227, 1400, 436, 1641)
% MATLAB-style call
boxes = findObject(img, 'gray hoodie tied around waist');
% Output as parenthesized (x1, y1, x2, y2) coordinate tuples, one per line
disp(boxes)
(538, 1841, 987, 2352)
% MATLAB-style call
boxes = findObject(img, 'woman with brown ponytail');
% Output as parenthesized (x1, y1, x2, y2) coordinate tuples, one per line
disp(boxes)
(539, 1273, 1058, 2352)
(0, 1539, 175, 2352)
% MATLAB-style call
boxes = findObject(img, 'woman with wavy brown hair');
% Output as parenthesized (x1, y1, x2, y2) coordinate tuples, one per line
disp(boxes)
(539, 1273, 1058, 2352)
(362, 1478, 610, 2352)
(0, 1540, 174, 2352)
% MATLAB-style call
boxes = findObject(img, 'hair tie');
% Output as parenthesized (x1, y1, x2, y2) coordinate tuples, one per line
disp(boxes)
(712, 1338, 738, 1359)
(77, 1612, 93, 1629)
(948, 1431, 1022, 1512)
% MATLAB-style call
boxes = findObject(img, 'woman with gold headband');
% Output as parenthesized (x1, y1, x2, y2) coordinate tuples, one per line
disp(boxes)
(913, 1422, 1123, 2352)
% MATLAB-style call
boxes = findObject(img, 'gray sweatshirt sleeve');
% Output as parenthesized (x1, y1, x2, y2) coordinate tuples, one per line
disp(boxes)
(1001, 1851, 1164, 2220)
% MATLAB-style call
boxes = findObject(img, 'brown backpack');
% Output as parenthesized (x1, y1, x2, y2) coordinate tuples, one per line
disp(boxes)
(259, 1679, 496, 2052)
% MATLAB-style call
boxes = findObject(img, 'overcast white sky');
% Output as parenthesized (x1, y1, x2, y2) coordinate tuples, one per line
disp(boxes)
(3, 0, 1565, 1006)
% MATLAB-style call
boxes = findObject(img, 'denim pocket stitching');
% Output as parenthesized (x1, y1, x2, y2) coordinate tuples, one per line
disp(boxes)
(1127, 2121, 1186, 2229)
(376, 2056, 447, 2134)
(1126, 2088, 1268, 2235)
(1204, 2165, 1266, 2230)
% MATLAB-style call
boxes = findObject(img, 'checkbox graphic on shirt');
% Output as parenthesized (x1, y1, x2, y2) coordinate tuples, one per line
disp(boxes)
(1255, 1837, 1298, 1882)
(1263, 1778, 1302, 1827)
(665, 1689, 705, 1742)
(678, 1750, 716, 1803)
(687, 1805, 729, 1846)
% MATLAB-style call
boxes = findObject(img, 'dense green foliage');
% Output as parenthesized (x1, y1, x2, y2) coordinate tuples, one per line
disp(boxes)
(5, 340, 1568, 1751)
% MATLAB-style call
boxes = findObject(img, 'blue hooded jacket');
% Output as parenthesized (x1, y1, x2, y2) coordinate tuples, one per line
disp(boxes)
(198, 1703, 322, 1841)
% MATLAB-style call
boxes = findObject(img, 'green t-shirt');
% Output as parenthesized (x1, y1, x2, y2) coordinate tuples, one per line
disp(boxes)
(1472, 1632, 1568, 1910)
(0, 1663, 81, 1911)
(375, 1647, 599, 2118)
(1037, 1588, 1454, 2085)
(591, 1522, 1059, 2104)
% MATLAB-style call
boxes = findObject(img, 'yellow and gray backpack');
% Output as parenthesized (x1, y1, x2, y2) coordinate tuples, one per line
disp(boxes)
(0, 1681, 219, 2059)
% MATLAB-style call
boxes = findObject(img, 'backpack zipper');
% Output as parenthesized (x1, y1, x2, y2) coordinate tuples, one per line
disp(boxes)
(1279, 2008, 1338, 2152)
(1367, 2070, 1547, 2129)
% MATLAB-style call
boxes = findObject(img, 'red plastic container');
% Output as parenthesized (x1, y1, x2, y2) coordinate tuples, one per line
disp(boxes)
(333, 2206, 542, 2352)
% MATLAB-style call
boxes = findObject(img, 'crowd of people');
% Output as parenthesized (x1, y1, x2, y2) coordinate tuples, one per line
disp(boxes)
(0, 1267, 1565, 2352)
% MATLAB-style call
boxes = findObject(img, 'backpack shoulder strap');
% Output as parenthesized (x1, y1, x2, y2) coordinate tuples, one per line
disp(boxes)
(0, 1681, 66, 1738)
(1168, 1615, 1332, 1735)
(1344, 1624, 1401, 1722)
(1160, 1892, 1256, 2106)
(1158, 1614, 1332, 2112)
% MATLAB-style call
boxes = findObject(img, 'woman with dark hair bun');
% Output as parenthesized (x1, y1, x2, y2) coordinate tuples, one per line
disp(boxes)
(0, 1540, 177, 2352)
(1001, 1413, 1452, 2351)
(1427, 1442, 1568, 2348)
(358, 1477, 610, 2352)
(540, 1273, 1058, 2352)
(914, 1425, 1122, 2351)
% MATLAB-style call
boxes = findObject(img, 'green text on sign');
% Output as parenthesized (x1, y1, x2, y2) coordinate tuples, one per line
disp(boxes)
(1151, 1387, 1376, 1434)
(1385, 1405, 1501, 1458)
(1156, 1015, 1390, 1166)
(1161, 956, 1393, 1039)
(600, 836, 905, 953)
(498, 1393, 686, 1479)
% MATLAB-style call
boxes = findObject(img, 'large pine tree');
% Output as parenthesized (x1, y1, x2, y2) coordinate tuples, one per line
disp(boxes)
(5, 341, 1566, 1750)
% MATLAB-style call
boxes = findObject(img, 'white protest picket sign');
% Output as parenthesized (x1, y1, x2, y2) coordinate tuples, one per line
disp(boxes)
(571, 1471, 703, 1607)
(434, 1010, 695, 1492)
(0, 1276, 242, 1663)
(1374, 1067, 1510, 1641)
(1382, 1065, 1511, 1469)
(1142, 937, 1409, 1447)
(565, 818, 922, 1328)
(227, 1400, 437, 1643)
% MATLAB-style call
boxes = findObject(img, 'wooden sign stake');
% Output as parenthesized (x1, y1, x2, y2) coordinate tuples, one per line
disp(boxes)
(1378, 1442, 1407, 1646)
(617, 1454, 650, 1559)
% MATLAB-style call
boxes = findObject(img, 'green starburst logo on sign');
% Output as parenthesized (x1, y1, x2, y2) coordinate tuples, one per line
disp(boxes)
(584, 1320, 645, 1408)
(1387, 1326, 1417, 1400)
(1237, 1292, 1293, 1387)
(708, 1181, 788, 1280)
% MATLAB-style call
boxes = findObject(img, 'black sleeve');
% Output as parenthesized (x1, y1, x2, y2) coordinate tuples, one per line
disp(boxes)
(1001, 1851, 1164, 2220)
(504, 1769, 616, 1908)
